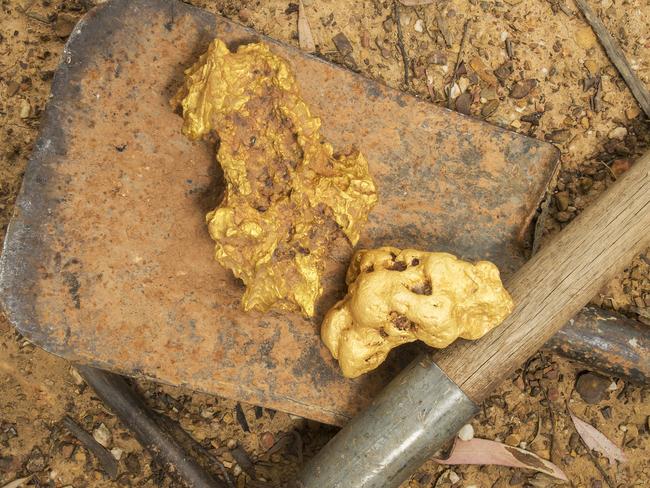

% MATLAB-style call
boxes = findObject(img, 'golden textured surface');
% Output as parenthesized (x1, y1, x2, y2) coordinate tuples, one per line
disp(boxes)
(173, 39, 377, 316)
(321, 247, 514, 377)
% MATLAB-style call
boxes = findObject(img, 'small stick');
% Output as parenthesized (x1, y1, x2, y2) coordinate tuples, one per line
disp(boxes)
(62, 416, 119, 480)
(435, 12, 453, 47)
(574, 0, 650, 118)
(394, 1, 410, 87)
(448, 19, 471, 109)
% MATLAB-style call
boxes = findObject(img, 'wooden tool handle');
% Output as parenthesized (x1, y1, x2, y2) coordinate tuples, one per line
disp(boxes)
(434, 150, 650, 403)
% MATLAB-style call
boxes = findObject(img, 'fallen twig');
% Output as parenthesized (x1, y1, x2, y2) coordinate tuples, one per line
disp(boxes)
(156, 414, 235, 488)
(448, 19, 471, 109)
(394, 1, 410, 87)
(435, 12, 453, 47)
(62, 416, 118, 480)
(574, 0, 650, 118)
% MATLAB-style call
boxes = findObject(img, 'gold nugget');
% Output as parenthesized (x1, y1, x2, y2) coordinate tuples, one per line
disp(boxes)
(321, 247, 514, 378)
(173, 40, 377, 316)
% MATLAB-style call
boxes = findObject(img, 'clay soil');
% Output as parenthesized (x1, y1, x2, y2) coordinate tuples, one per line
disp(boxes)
(1, 0, 648, 487)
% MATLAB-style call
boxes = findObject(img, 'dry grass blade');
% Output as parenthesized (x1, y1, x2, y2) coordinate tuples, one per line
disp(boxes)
(569, 411, 627, 464)
(434, 438, 568, 481)
(298, 0, 315, 52)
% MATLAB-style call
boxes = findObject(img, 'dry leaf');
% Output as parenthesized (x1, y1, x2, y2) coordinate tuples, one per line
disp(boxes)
(434, 438, 568, 481)
(400, 0, 435, 5)
(569, 411, 627, 464)
(2, 477, 32, 488)
(298, 0, 315, 52)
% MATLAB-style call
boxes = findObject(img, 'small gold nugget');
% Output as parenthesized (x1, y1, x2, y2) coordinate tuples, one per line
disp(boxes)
(321, 247, 514, 378)
(173, 40, 377, 316)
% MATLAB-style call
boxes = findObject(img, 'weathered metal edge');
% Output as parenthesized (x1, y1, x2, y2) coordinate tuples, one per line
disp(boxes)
(0, 0, 560, 424)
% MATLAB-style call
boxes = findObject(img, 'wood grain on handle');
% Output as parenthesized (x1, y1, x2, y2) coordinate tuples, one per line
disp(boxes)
(433, 151, 650, 403)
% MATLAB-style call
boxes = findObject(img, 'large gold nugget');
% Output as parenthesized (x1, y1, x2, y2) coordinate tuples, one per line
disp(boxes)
(321, 247, 514, 378)
(173, 40, 377, 316)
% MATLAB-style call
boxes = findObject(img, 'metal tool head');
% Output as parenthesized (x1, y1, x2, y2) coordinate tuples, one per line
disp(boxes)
(0, 0, 558, 425)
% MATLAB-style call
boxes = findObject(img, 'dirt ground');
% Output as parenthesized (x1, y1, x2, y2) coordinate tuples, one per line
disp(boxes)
(1, 0, 649, 487)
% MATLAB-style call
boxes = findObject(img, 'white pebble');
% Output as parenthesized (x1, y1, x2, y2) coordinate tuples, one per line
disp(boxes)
(448, 83, 461, 99)
(448, 471, 460, 484)
(93, 423, 111, 448)
(608, 381, 618, 391)
(500, 31, 509, 42)
(111, 447, 123, 461)
(70, 367, 85, 385)
(233, 464, 242, 476)
(414, 19, 424, 33)
(457, 423, 474, 441)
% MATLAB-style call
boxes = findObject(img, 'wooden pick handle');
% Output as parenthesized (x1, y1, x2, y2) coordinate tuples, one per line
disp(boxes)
(434, 151, 650, 403)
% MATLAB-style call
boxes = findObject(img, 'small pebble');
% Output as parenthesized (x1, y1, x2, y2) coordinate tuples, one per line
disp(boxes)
(505, 433, 521, 446)
(575, 26, 597, 49)
(457, 423, 474, 441)
(54, 13, 77, 38)
(69, 367, 85, 385)
(576, 372, 610, 404)
(569, 432, 580, 450)
(608, 126, 627, 140)
(584, 59, 599, 75)
(610, 159, 630, 177)
(238, 8, 252, 23)
(481, 99, 499, 117)
(455, 92, 472, 115)
(509, 472, 524, 485)
(260, 431, 275, 450)
(625, 106, 641, 119)
(93, 423, 111, 448)
(554, 191, 570, 211)
(509, 79, 537, 99)
(19, 99, 31, 118)
(233, 464, 242, 476)
(110, 447, 123, 461)
(6, 80, 20, 97)
(414, 19, 424, 33)
(448, 471, 460, 484)
(227, 438, 238, 449)
(60, 444, 75, 459)
(546, 129, 571, 144)
(448, 83, 461, 99)
(26, 448, 46, 473)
